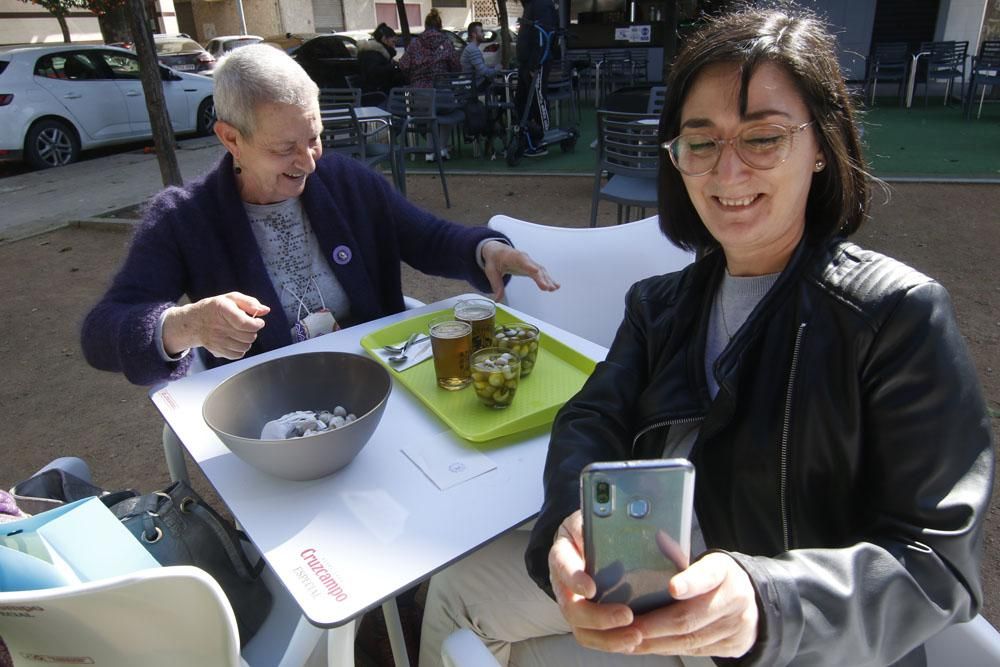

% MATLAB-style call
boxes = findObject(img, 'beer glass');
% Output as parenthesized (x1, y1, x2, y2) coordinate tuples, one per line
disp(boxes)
(454, 298, 496, 352)
(429, 318, 472, 390)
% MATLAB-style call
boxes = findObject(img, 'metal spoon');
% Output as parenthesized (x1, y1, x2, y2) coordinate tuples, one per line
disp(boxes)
(382, 334, 428, 354)
(387, 333, 420, 364)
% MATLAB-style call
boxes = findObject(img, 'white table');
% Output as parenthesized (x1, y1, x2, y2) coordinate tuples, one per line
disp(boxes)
(150, 295, 606, 663)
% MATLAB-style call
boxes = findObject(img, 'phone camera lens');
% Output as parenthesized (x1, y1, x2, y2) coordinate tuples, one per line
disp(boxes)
(596, 481, 610, 504)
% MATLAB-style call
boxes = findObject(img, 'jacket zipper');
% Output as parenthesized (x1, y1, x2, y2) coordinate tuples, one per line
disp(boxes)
(632, 416, 703, 455)
(780, 322, 807, 551)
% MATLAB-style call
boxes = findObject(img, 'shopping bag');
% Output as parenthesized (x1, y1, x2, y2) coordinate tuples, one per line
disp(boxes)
(0, 497, 159, 592)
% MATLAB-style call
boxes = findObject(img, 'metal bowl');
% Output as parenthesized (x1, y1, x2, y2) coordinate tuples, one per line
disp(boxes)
(202, 351, 392, 481)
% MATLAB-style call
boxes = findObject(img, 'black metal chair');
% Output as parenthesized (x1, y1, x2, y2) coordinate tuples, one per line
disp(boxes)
(590, 111, 660, 227)
(965, 41, 1000, 120)
(864, 42, 909, 107)
(319, 102, 397, 184)
(545, 62, 578, 126)
(646, 85, 666, 115)
(387, 87, 450, 207)
(433, 72, 474, 157)
(918, 41, 969, 105)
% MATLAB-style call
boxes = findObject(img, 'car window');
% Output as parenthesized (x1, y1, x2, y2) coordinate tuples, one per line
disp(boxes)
(34, 52, 110, 80)
(101, 51, 141, 79)
(0, 61, 8, 76)
(225, 38, 261, 52)
(155, 39, 203, 55)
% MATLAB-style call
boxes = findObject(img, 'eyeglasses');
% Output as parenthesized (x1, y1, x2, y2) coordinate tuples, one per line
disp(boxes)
(661, 121, 814, 176)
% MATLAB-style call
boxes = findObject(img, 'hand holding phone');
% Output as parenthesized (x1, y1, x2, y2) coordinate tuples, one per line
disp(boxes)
(581, 459, 695, 615)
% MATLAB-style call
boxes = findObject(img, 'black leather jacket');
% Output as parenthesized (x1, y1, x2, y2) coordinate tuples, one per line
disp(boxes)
(526, 237, 994, 666)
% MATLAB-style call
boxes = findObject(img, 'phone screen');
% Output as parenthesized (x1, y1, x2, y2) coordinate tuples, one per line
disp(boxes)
(581, 459, 694, 614)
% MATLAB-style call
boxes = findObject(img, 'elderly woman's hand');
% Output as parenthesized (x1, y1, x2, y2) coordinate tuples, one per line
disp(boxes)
(162, 292, 270, 360)
(629, 553, 759, 658)
(481, 240, 559, 302)
(549, 510, 643, 653)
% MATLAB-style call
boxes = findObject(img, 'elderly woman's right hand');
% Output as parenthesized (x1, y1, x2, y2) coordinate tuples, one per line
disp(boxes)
(549, 510, 644, 653)
(162, 292, 269, 360)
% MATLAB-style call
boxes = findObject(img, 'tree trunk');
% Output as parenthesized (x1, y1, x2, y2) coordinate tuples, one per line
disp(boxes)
(126, 0, 182, 187)
(395, 0, 410, 36)
(56, 12, 70, 42)
(497, 0, 512, 68)
(661, 0, 677, 82)
(97, 5, 132, 46)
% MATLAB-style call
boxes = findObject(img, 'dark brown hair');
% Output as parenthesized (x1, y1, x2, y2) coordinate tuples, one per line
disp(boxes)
(425, 9, 443, 30)
(657, 7, 870, 252)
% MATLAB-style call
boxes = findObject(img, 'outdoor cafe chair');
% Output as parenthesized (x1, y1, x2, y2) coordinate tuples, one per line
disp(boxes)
(646, 85, 666, 115)
(964, 40, 1000, 120)
(318, 87, 361, 109)
(487, 214, 694, 348)
(387, 86, 451, 207)
(590, 110, 660, 228)
(545, 62, 579, 126)
(319, 102, 398, 185)
(864, 42, 909, 107)
(918, 40, 969, 106)
(0, 565, 355, 666)
(433, 72, 474, 157)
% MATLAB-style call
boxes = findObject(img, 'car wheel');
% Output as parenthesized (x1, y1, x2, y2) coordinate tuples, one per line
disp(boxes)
(196, 97, 216, 136)
(25, 118, 80, 169)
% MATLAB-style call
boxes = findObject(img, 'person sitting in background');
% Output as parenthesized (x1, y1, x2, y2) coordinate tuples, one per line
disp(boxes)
(399, 9, 461, 89)
(419, 7, 993, 666)
(357, 23, 404, 100)
(80, 44, 557, 387)
(461, 22, 498, 90)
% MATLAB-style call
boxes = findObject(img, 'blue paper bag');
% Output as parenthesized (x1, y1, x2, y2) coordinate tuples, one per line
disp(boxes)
(0, 497, 160, 592)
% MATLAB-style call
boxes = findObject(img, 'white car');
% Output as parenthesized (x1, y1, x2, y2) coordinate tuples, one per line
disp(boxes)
(204, 35, 263, 60)
(0, 44, 215, 169)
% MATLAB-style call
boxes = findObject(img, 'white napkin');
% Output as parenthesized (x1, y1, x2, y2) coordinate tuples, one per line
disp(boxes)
(402, 431, 498, 490)
(372, 336, 433, 372)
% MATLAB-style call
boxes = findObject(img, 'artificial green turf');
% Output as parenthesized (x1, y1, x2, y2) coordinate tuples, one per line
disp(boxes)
(402, 98, 1000, 179)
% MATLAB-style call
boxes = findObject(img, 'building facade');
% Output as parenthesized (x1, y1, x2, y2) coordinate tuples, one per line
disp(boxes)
(0, 0, 179, 45)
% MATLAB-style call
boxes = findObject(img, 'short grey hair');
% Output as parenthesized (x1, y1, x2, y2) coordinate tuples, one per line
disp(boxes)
(213, 44, 319, 137)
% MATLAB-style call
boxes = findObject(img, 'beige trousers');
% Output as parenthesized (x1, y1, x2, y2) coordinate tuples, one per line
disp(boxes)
(419, 529, 713, 667)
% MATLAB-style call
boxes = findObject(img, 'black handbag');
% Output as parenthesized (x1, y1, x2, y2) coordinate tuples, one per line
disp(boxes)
(110, 481, 273, 646)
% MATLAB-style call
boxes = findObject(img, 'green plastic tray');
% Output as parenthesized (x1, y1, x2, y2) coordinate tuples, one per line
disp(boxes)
(360, 306, 596, 442)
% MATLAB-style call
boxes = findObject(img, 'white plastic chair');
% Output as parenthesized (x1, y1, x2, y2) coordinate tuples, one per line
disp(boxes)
(0, 565, 354, 667)
(487, 214, 695, 349)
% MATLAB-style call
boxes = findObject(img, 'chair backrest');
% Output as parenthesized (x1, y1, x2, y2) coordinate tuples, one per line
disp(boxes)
(924, 615, 1000, 666)
(921, 40, 968, 71)
(320, 103, 365, 158)
(433, 72, 476, 106)
(646, 85, 666, 114)
(487, 215, 695, 347)
(978, 40, 1000, 61)
(319, 87, 362, 109)
(0, 566, 242, 667)
(869, 42, 909, 73)
(596, 110, 660, 178)
(388, 86, 437, 119)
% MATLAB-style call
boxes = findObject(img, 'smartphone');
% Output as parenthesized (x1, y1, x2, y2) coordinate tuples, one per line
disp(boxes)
(581, 459, 695, 615)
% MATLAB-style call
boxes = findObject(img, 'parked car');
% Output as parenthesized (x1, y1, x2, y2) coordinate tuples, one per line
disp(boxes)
(0, 44, 215, 169)
(153, 35, 216, 73)
(263, 33, 359, 88)
(204, 35, 263, 60)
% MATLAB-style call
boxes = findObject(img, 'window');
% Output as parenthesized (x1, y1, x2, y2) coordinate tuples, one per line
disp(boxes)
(432, 0, 466, 7)
(34, 52, 109, 80)
(101, 52, 141, 80)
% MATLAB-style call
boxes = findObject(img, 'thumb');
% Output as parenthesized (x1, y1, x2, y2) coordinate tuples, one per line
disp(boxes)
(669, 553, 728, 600)
(228, 292, 270, 318)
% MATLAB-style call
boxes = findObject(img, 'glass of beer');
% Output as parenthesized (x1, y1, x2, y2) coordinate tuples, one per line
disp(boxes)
(429, 318, 472, 390)
(454, 298, 496, 352)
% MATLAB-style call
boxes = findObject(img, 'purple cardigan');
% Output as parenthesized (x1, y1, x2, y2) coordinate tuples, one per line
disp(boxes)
(81, 152, 502, 386)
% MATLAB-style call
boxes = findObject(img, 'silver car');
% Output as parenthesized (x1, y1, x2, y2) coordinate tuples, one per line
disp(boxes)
(0, 44, 215, 169)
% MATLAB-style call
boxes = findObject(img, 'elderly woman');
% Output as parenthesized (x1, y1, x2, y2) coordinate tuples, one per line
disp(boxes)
(81, 45, 556, 386)
(419, 7, 993, 667)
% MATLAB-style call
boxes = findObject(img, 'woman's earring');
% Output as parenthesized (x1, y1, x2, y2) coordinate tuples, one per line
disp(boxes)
(234, 160, 242, 175)
(814, 160, 825, 172)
